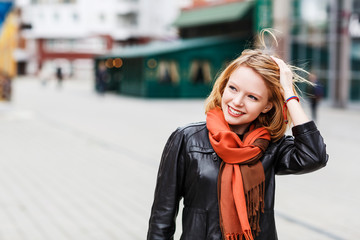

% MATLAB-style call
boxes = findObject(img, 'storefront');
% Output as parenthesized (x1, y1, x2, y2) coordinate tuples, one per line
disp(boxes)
(95, 35, 249, 98)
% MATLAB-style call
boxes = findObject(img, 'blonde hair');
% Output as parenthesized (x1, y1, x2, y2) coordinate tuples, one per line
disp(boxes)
(205, 32, 310, 141)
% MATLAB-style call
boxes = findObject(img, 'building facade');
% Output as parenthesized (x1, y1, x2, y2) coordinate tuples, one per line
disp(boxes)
(289, 0, 360, 105)
(96, 0, 257, 97)
(180, 0, 360, 104)
(8, 0, 360, 103)
(17, 0, 180, 79)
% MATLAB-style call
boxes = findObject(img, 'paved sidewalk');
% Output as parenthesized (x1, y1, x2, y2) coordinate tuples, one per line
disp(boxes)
(0, 77, 358, 239)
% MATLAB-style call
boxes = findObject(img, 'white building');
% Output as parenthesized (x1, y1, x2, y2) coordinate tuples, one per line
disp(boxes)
(16, 0, 184, 78)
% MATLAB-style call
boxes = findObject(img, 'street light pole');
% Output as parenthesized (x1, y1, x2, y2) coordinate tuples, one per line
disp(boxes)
(330, 0, 352, 108)
(328, 0, 338, 107)
(273, 0, 291, 60)
(337, 0, 352, 108)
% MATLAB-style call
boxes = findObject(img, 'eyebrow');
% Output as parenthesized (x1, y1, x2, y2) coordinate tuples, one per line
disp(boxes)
(227, 79, 264, 99)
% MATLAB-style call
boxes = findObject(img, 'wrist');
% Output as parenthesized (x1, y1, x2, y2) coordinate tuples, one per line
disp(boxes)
(283, 95, 300, 124)
(285, 96, 299, 103)
(283, 90, 296, 100)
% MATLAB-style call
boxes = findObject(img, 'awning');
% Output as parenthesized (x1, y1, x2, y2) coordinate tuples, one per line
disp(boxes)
(173, 1, 254, 28)
(103, 35, 245, 59)
(0, 1, 13, 29)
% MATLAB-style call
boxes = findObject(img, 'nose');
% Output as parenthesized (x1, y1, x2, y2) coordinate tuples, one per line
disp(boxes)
(233, 94, 244, 107)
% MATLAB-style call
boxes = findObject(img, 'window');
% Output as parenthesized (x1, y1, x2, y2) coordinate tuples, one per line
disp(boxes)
(117, 12, 138, 28)
(53, 12, 60, 21)
(31, 0, 50, 3)
(190, 60, 212, 84)
(38, 12, 44, 20)
(58, 0, 76, 3)
(157, 61, 179, 84)
(72, 12, 79, 22)
(99, 13, 106, 22)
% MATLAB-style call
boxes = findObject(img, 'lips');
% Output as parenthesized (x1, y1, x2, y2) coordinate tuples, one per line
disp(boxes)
(228, 105, 244, 117)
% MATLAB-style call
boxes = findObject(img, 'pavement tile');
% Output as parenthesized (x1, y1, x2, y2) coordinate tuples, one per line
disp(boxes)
(0, 77, 358, 239)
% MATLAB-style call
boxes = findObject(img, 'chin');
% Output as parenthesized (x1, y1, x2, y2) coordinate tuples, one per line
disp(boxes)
(224, 117, 240, 126)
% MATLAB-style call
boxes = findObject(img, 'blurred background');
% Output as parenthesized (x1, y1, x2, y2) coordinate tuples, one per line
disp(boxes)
(1, 0, 359, 104)
(0, 0, 359, 239)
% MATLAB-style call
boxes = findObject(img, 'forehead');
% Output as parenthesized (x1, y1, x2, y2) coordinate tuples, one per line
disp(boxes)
(228, 66, 268, 93)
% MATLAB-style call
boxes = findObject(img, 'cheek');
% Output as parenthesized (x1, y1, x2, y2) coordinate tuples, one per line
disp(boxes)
(221, 97, 226, 110)
(247, 101, 267, 112)
(221, 90, 229, 105)
(221, 89, 231, 102)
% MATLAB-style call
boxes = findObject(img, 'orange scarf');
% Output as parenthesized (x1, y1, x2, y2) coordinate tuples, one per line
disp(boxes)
(206, 107, 271, 240)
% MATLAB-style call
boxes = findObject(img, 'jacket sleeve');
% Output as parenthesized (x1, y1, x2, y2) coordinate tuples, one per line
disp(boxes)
(147, 128, 186, 240)
(275, 121, 328, 175)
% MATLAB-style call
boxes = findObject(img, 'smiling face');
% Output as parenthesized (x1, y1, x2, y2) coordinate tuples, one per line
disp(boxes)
(221, 65, 273, 134)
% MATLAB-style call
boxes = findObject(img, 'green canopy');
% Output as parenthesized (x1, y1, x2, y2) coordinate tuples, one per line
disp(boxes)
(173, 1, 254, 28)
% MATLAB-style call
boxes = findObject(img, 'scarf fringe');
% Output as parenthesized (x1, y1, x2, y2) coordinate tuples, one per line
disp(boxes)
(245, 181, 265, 236)
(225, 231, 254, 240)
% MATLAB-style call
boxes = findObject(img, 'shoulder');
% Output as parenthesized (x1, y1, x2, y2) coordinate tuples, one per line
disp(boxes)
(171, 122, 211, 149)
(175, 122, 207, 137)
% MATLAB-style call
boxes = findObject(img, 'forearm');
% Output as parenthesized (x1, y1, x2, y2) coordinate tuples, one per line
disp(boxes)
(270, 56, 311, 126)
(275, 121, 328, 175)
(284, 90, 310, 126)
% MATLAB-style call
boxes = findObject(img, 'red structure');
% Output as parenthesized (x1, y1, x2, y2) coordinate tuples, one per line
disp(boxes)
(187, 0, 243, 9)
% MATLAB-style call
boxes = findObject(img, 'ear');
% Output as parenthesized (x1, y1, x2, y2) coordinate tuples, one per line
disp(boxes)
(262, 102, 273, 114)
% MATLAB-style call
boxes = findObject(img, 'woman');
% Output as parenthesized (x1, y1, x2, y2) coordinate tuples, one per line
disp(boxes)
(147, 48, 328, 240)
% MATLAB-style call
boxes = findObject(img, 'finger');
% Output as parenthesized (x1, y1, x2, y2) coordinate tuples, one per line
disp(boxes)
(271, 56, 291, 73)
(270, 56, 281, 65)
(271, 56, 286, 68)
(270, 57, 286, 70)
(270, 56, 279, 61)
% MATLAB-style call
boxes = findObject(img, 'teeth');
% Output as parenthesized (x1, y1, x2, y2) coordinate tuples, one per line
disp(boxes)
(229, 106, 243, 115)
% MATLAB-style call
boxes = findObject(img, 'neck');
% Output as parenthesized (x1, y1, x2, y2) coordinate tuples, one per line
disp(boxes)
(229, 123, 251, 135)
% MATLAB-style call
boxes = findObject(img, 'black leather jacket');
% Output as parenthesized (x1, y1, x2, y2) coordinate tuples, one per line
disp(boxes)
(147, 121, 328, 240)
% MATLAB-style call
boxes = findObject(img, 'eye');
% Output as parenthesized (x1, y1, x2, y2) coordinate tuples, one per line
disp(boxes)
(229, 85, 237, 91)
(248, 95, 258, 101)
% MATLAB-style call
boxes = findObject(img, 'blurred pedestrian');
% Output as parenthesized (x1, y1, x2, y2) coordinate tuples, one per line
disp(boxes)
(147, 32, 328, 240)
(56, 66, 63, 87)
(39, 64, 51, 86)
(95, 61, 108, 94)
(308, 72, 324, 121)
(0, 72, 11, 101)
